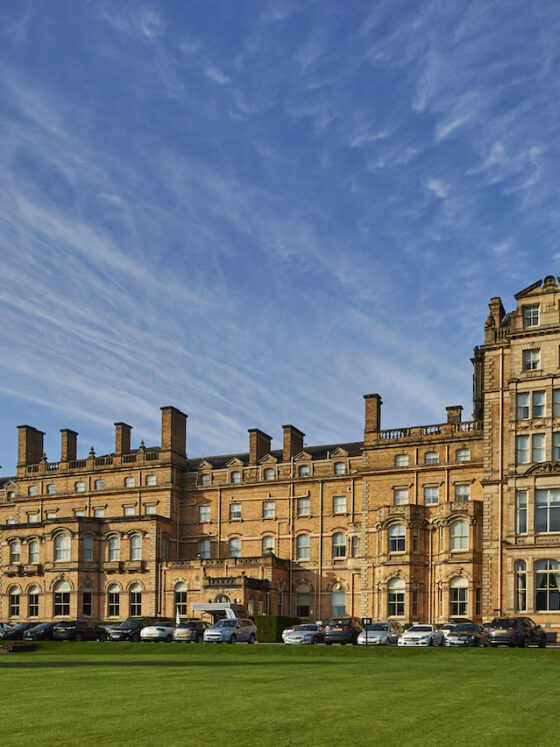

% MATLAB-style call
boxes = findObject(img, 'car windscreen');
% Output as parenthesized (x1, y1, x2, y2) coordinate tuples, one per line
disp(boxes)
(491, 619, 516, 628)
(14, 623, 32, 630)
(365, 623, 388, 631)
(408, 626, 432, 633)
(119, 620, 140, 628)
(454, 624, 477, 632)
(215, 620, 236, 628)
(328, 618, 351, 626)
(295, 625, 317, 631)
(32, 623, 51, 630)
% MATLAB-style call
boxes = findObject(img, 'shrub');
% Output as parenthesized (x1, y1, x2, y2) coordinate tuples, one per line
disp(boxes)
(254, 615, 300, 642)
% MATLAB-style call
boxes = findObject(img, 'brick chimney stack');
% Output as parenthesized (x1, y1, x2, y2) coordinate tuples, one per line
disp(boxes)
(282, 425, 304, 461)
(161, 406, 187, 456)
(446, 406, 463, 426)
(60, 429, 78, 461)
(17, 425, 45, 467)
(249, 429, 272, 465)
(364, 393, 382, 444)
(114, 422, 132, 455)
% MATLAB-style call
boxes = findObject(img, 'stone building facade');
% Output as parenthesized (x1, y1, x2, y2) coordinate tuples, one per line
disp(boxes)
(1, 277, 560, 631)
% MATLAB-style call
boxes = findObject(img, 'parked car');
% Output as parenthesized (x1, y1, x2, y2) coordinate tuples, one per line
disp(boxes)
(140, 620, 176, 642)
(444, 623, 489, 647)
(486, 617, 547, 648)
(438, 623, 456, 639)
(357, 621, 403, 646)
(203, 618, 257, 644)
(398, 624, 444, 647)
(324, 617, 363, 645)
(109, 618, 157, 642)
(173, 620, 211, 643)
(283, 623, 325, 645)
(24, 622, 56, 641)
(281, 625, 299, 642)
(0, 622, 37, 640)
(0, 622, 13, 631)
(53, 620, 108, 641)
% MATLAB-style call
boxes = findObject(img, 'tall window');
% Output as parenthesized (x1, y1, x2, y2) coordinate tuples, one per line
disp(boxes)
(554, 389, 560, 417)
(523, 306, 539, 328)
(230, 471, 241, 484)
(536, 489, 560, 533)
(28, 586, 39, 617)
(160, 537, 169, 560)
(94, 479, 104, 490)
(331, 588, 345, 616)
(412, 526, 420, 552)
(424, 486, 439, 505)
(456, 449, 470, 462)
(262, 501, 275, 519)
(262, 535, 275, 555)
(424, 451, 439, 465)
(9, 586, 20, 617)
(297, 497, 310, 516)
(198, 539, 210, 559)
(130, 535, 142, 560)
(517, 392, 547, 419)
(29, 540, 39, 564)
(47, 483, 57, 495)
(54, 534, 70, 562)
(351, 536, 359, 557)
(129, 583, 142, 616)
(125, 477, 135, 488)
(175, 583, 187, 616)
(298, 464, 310, 477)
(333, 495, 346, 514)
(532, 434, 545, 462)
(389, 524, 405, 553)
(199, 505, 211, 523)
(388, 578, 405, 617)
(535, 560, 560, 611)
(107, 584, 120, 617)
(515, 491, 528, 534)
(108, 536, 120, 561)
(450, 520, 469, 551)
(533, 391, 546, 417)
(334, 462, 346, 475)
(229, 537, 241, 558)
(395, 454, 408, 467)
(200, 473, 210, 486)
(9, 541, 21, 564)
(554, 432, 560, 461)
(75, 481, 85, 492)
(83, 534, 93, 562)
(230, 503, 241, 520)
(394, 488, 408, 505)
(53, 580, 70, 616)
(522, 349, 540, 371)
(449, 577, 468, 616)
(296, 534, 310, 560)
(82, 587, 92, 616)
(515, 560, 527, 611)
(455, 484, 470, 502)
(296, 585, 310, 617)
(263, 468, 275, 481)
(516, 435, 530, 463)
(332, 532, 346, 558)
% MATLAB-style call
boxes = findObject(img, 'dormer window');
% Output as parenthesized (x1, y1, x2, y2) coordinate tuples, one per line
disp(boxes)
(200, 473, 210, 486)
(298, 464, 310, 477)
(230, 471, 241, 484)
(523, 306, 539, 328)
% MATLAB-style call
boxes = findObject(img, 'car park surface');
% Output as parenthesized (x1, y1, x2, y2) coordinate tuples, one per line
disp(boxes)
(203, 618, 257, 644)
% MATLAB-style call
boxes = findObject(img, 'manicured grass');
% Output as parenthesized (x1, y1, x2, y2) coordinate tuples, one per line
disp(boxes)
(2, 642, 559, 746)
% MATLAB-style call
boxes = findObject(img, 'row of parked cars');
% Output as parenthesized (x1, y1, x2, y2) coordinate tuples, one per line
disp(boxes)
(282, 616, 549, 648)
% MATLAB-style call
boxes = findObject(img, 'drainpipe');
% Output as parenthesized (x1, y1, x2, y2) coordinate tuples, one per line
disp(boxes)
(318, 480, 323, 620)
(498, 347, 504, 614)
(428, 520, 433, 624)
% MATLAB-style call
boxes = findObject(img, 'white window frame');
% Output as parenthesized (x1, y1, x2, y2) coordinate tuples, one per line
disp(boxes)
(262, 501, 275, 519)
(333, 495, 347, 515)
(523, 306, 539, 328)
(522, 349, 540, 371)
(229, 503, 242, 521)
(393, 488, 408, 505)
(199, 505, 211, 523)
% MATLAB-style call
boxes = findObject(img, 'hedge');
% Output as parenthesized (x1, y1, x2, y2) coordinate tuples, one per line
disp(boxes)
(254, 615, 300, 642)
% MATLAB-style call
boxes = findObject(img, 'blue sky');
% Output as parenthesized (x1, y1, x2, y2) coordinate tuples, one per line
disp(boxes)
(1, 0, 560, 474)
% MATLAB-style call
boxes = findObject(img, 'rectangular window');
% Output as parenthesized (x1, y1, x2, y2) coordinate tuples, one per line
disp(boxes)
(54, 592, 69, 616)
(74, 510, 85, 518)
(108, 592, 120, 617)
(297, 497, 310, 516)
(82, 591, 92, 617)
(517, 393, 530, 419)
(394, 488, 408, 505)
(424, 486, 439, 505)
(536, 489, 560, 533)
(516, 491, 527, 534)
(262, 501, 275, 519)
(351, 536, 359, 557)
(46, 511, 57, 520)
(199, 505, 211, 523)
(123, 506, 135, 517)
(129, 591, 141, 617)
(533, 391, 546, 417)
(125, 477, 135, 488)
(450, 588, 467, 617)
(475, 588, 481, 616)
(146, 475, 156, 486)
(333, 495, 346, 514)
(9, 592, 20, 617)
(145, 505, 156, 515)
(554, 390, 560, 417)
(455, 484, 470, 502)
(83, 535, 93, 562)
(532, 434, 545, 462)
(412, 526, 419, 552)
(523, 306, 539, 328)
(29, 593, 39, 617)
(522, 349, 540, 371)
(28, 514, 38, 523)
(198, 539, 210, 559)
(554, 432, 560, 461)
(93, 508, 105, 518)
(229, 503, 241, 520)
(516, 435, 530, 464)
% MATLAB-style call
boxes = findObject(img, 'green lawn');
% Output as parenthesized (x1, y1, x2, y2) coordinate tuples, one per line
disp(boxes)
(1, 642, 558, 746)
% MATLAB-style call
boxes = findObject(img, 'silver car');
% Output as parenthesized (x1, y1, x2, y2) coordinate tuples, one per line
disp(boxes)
(357, 621, 403, 646)
(203, 618, 257, 644)
(283, 624, 324, 645)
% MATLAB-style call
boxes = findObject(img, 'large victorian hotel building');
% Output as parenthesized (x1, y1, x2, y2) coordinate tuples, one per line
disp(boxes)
(2, 277, 560, 631)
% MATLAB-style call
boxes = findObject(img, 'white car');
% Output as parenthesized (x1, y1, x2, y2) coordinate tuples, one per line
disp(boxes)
(397, 625, 443, 647)
(140, 621, 175, 642)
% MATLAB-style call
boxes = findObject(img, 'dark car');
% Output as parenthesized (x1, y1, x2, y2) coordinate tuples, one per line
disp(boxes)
(324, 617, 363, 645)
(0, 622, 37, 640)
(173, 620, 211, 643)
(53, 620, 108, 641)
(109, 618, 156, 642)
(24, 622, 56, 641)
(444, 623, 489, 647)
(487, 617, 547, 648)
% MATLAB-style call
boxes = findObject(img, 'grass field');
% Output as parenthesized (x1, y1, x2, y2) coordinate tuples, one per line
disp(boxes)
(2, 642, 559, 746)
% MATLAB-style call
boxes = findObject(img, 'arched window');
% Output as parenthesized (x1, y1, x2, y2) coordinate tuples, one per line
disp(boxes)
(298, 464, 310, 477)
(175, 582, 187, 616)
(456, 449, 470, 462)
(108, 535, 120, 562)
(28, 585, 40, 617)
(395, 454, 408, 467)
(129, 583, 142, 617)
(296, 534, 310, 560)
(263, 468, 275, 481)
(54, 534, 70, 562)
(29, 540, 39, 564)
(449, 576, 468, 617)
(9, 586, 21, 616)
(107, 584, 120, 617)
(124, 477, 135, 488)
(334, 462, 346, 475)
(388, 524, 405, 553)
(296, 584, 310, 617)
(450, 521, 469, 551)
(75, 481, 85, 492)
(425, 451, 439, 465)
(262, 535, 275, 555)
(331, 585, 345, 616)
(515, 560, 527, 611)
(47, 483, 56, 495)
(230, 471, 241, 484)
(332, 532, 346, 558)
(28, 485, 37, 496)
(9, 541, 21, 564)
(94, 479, 104, 490)
(53, 579, 71, 616)
(535, 559, 560, 611)
(130, 535, 142, 561)
(388, 578, 405, 616)
(198, 539, 210, 559)
(229, 537, 241, 558)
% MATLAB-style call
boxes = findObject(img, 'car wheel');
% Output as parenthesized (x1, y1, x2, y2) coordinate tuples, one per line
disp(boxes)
(248, 634, 255, 644)
(75, 633, 83, 642)
(312, 636, 318, 645)
(428, 638, 433, 646)
(522, 637, 529, 648)
(325, 641, 332, 645)
(165, 634, 173, 643)
(229, 635, 236, 644)
(132, 634, 140, 643)
(99, 633, 107, 642)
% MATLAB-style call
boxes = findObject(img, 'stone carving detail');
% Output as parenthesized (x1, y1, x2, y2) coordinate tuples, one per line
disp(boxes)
(525, 461, 560, 475)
